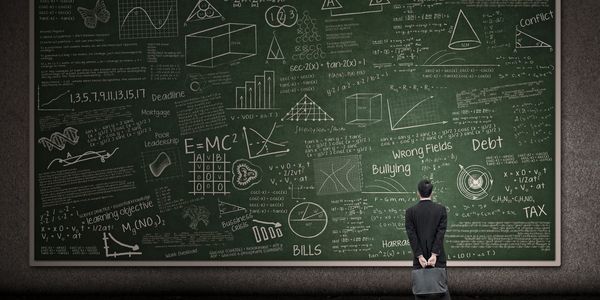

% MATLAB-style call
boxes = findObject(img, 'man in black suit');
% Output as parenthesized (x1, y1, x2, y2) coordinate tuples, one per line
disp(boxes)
(405, 179, 450, 299)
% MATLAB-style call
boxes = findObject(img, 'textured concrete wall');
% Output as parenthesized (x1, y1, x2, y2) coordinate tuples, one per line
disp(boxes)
(1, 0, 599, 295)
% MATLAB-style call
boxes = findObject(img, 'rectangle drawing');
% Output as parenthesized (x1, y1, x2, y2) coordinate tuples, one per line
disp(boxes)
(185, 23, 257, 68)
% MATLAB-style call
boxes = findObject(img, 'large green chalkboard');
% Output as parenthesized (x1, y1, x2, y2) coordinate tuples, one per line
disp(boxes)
(31, 0, 560, 266)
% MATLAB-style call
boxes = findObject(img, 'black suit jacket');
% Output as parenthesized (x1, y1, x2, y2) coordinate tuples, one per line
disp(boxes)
(405, 200, 448, 269)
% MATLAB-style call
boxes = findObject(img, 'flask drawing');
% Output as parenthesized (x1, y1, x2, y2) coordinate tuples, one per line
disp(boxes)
(149, 152, 172, 177)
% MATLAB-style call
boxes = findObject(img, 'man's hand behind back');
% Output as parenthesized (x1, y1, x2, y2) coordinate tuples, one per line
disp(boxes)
(427, 254, 437, 267)
(418, 255, 428, 268)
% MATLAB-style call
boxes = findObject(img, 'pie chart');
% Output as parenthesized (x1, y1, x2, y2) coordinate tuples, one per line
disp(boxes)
(288, 202, 328, 238)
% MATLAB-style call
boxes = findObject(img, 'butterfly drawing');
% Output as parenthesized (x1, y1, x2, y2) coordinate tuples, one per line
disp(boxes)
(77, 0, 110, 29)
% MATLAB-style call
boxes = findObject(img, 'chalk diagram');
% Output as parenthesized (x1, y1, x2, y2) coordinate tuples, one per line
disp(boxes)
(387, 96, 447, 131)
(77, 0, 110, 29)
(47, 148, 119, 169)
(252, 219, 283, 243)
(103, 232, 142, 258)
(515, 26, 552, 50)
(38, 127, 79, 151)
(290, 183, 306, 200)
(37, 87, 73, 111)
(267, 32, 285, 61)
(185, 0, 223, 25)
(345, 93, 382, 127)
(186, 23, 257, 68)
(149, 152, 171, 177)
(322, 0, 390, 17)
(448, 9, 481, 50)
(218, 200, 247, 217)
(187, 73, 209, 93)
(281, 94, 334, 122)
(182, 204, 210, 229)
(141, 148, 182, 182)
(420, 49, 499, 67)
(457, 164, 493, 200)
(265, 5, 298, 28)
(231, 159, 262, 190)
(288, 202, 328, 239)
(189, 153, 230, 195)
(292, 11, 325, 60)
(313, 155, 362, 196)
(295, 11, 320, 43)
(243, 122, 290, 159)
(363, 177, 412, 194)
(230, 71, 276, 110)
(118, 0, 178, 40)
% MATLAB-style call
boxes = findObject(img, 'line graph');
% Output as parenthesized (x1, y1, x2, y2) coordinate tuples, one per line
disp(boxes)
(118, 0, 178, 39)
(363, 177, 412, 194)
(47, 148, 119, 169)
(387, 96, 447, 131)
(41, 90, 70, 108)
(243, 123, 289, 159)
(103, 232, 142, 258)
(120, 6, 172, 30)
(37, 86, 73, 111)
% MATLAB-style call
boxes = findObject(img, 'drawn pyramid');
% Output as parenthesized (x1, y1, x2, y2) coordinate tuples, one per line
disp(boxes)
(281, 94, 334, 122)
(448, 9, 481, 50)
(515, 26, 551, 49)
(369, 0, 391, 6)
(186, 0, 222, 23)
(267, 33, 285, 60)
(218, 200, 246, 216)
(321, 0, 342, 10)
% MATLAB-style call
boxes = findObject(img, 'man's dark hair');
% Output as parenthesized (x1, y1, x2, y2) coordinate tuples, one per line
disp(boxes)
(417, 179, 433, 198)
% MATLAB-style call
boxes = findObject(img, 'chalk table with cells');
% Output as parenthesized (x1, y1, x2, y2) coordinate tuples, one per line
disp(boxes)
(189, 153, 230, 195)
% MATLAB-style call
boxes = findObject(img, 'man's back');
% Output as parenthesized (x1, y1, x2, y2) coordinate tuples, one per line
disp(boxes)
(405, 200, 448, 269)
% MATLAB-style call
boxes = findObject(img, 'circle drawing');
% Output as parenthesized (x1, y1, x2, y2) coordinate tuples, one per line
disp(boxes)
(288, 202, 327, 238)
(456, 164, 492, 200)
(265, 5, 298, 28)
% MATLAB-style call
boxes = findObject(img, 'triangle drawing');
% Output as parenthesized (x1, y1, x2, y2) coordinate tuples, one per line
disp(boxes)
(369, 0, 391, 6)
(515, 26, 552, 49)
(267, 33, 285, 60)
(218, 200, 246, 216)
(322, 0, 343, 10)
(281, 94, 334, 122)
(448, 9, 481, 50)
(186, 0, 222, 23)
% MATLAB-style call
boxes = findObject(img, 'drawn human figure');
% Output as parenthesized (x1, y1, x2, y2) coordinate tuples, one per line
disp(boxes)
(405, 179, 451, 300)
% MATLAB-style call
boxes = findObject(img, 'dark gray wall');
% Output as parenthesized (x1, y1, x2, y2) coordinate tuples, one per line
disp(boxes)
(1, 0, 599, 295)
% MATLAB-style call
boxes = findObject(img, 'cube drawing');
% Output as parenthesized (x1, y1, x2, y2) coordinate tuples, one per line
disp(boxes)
(345, 93, 382, 126)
